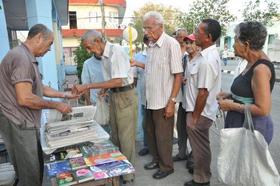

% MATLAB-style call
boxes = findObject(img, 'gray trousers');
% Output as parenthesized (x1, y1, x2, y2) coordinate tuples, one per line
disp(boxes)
(176, 103, 188, 157)
(0, 110, 43, 186)
(109, 88, 137, 181)
(186, 112, 213, 183)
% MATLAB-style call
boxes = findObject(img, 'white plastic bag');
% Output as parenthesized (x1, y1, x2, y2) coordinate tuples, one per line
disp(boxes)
(94, 96, 109, 125)
(217, 106, 280, 186)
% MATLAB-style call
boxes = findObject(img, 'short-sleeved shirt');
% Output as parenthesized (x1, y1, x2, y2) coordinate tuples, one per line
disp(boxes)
(134, 51, 147, 106)
(184, 44, 221, 121)
(145, 32, 183, 110)
(0, 44, 43, 128)
(81, 56, 104, 104)
(101, 42, 134, 86)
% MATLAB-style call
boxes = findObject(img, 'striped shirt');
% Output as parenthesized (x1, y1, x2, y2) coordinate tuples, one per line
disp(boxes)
(145, 32, 183, 110)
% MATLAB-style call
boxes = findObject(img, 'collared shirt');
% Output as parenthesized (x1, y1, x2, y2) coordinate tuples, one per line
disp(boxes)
(184, 44, 221, 121)
(101, 42, 134, 86)
(81, 56, 104, 104)
(0, 43, 43, 128)
(134, 51, 147, 106)
(176, 52, 188, 103)
(145, 32, 183, 110)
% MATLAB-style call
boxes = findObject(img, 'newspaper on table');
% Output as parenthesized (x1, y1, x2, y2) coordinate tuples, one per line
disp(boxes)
(41, 106, 110, 154)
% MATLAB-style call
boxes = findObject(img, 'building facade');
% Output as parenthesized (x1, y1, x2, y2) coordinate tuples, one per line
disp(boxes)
(62, 0, 126, 65)
(0, 0, 69, 90)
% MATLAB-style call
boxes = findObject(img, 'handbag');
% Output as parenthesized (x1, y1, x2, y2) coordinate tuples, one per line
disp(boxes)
(217, 105, 280, 186)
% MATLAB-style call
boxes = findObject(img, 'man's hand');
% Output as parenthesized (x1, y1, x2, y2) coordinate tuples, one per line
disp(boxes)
(55, 102, 72, 113)
(187, 114, 198, 129)
(164, 102, 175, 120)
(64, 91, 80, 99)
(98, 89, 108, 97)
(130, 60, 136, 67)
(72, 84, 88, 95)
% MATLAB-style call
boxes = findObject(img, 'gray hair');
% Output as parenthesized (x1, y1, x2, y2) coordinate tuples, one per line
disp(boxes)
(27, 24, 52, 40)
(81, 30, 104, 44)
(234, 21, 267, 50)
(175, 28, 187, 37)
(143, 11, 164, 25)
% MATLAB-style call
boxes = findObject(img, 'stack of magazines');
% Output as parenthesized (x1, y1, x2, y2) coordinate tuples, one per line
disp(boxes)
(45, 142, 135, 185)
(41, 106, 110, 154)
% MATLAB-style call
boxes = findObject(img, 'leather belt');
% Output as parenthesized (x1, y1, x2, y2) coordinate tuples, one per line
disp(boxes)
(111, 84, 134, 93)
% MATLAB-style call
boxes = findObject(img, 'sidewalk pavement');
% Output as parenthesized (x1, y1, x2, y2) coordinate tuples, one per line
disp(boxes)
(130, 124, 226, 186)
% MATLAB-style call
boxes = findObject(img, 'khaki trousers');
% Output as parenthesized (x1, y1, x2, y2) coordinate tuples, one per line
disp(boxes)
(186, 112, 213, 183)
(109, 89, 137, 181)
(146, 108, 174, 172)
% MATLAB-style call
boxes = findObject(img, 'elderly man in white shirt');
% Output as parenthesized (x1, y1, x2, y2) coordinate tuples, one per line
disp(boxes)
(72, 30, 137, 184)
(142, 11, 183, 180)
(184, 19, 222, 186)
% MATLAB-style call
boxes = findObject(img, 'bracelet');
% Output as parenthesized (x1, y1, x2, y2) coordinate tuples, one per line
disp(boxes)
(237, 103, 244, 113)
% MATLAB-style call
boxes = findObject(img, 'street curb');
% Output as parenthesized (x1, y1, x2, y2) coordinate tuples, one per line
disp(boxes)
(221, 69, 280, 82)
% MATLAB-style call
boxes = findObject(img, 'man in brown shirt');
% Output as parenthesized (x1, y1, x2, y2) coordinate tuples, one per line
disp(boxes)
(0, 24, 77, 186)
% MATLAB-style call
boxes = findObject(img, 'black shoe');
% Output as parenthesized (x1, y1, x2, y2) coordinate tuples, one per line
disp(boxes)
(172, 137, 178, 144)
(173, 154, 188, 162)
(152, 169, 174, 179)
(188, 168, 193, 175)
(184, 180, 210, 186)
(144, 161, 159, 170)
(138, 148, 149, 156)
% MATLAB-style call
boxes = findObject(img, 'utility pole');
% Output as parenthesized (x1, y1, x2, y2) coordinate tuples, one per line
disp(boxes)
(99, 0, 106, 39)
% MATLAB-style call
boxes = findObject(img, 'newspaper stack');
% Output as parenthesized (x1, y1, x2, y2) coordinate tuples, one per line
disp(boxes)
(41, 106, 110, 154)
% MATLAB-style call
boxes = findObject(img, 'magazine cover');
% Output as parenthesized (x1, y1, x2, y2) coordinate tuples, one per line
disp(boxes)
(56, 171, 77, 186)
(44, 151, 67, 163)
(74, 167, 94, 183)
(90, 160, 135, 180)
(46, 160, 71, 177)
(89, 166, 109, 180)
(84, 151, 127, 166)
(69, 157, 87, 170)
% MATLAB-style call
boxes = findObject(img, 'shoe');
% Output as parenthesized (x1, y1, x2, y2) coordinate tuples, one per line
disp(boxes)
(173, 154, 188, 162)
(144, 161, 159, 170)
(152, 169, 174, 179)
(184, 180, 210, 186)
(188, 168, 193, 175)
(172, 137, 178, 144)
(122, 179, 134, 184)
(138, 148, 149, 156)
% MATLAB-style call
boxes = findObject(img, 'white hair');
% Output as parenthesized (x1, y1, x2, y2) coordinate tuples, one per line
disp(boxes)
(143, 11, 164, 25)
(81, 30, 104, 43)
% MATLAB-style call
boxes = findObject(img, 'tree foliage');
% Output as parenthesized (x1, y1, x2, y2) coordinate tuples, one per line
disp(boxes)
(132, 3, 180, 45)
(73, 43, 91, 83)
(242, 0, 279, 26)
(176, 0, 236, 35)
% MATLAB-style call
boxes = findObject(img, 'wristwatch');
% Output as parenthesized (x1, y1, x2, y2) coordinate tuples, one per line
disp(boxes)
(169, 97, 176, 103)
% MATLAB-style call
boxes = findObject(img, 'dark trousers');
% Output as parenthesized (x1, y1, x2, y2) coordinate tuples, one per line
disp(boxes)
(0, 110, 43, 186)
(186, 112, 213, 183)
(146, 108, 174, 172)
(141, 105, 148, 148)
(176, 103, 188, 157)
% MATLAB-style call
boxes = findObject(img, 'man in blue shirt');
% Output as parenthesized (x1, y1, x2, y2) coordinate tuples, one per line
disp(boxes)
(81, 54, 104, 105)
(134, 35, 149, 156)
